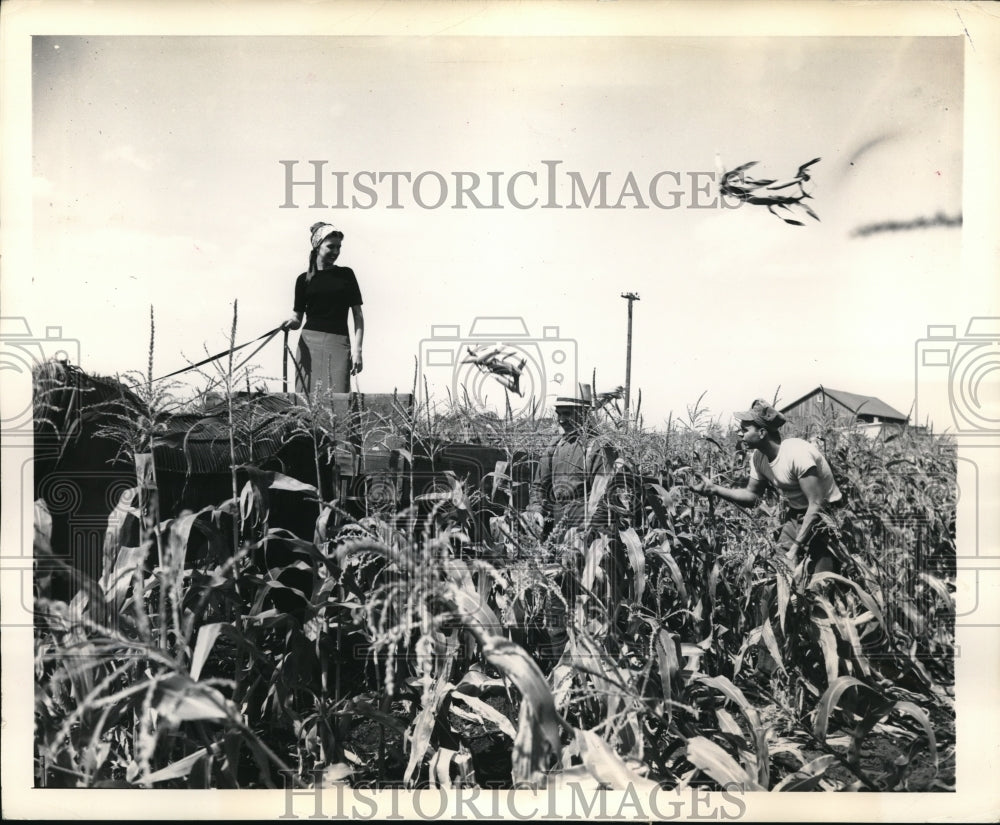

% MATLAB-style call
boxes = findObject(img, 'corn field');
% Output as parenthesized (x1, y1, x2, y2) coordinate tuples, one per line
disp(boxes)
(32, 363, 956, 793)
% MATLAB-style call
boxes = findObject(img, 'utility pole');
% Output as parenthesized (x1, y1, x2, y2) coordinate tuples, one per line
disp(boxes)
(621, 292, 640, 426)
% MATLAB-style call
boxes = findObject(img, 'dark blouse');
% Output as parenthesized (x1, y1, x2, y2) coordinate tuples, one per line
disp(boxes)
(293, 266, 363, 336)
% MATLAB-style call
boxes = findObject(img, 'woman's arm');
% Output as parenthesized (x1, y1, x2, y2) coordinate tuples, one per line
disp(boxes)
(286, 273, 307, 330)
(281, 311, 303, 331)
(351, 305, 365, 374)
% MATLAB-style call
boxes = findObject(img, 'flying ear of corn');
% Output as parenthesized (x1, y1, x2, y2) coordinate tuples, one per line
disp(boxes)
(720, 157, 822, 225)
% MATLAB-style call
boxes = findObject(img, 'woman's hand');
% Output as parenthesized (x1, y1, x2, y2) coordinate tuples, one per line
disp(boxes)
(351, 350, 363, 375)
(281, 316, 302, 331)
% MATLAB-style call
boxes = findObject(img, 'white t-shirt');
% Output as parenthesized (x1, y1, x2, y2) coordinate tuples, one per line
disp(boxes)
(749, 437, 842, 510)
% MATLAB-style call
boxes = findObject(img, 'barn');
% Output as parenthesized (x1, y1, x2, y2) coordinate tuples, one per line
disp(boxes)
(780, 386, 910, 437)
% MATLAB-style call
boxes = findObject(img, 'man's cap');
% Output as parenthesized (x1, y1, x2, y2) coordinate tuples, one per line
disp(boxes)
(733, 398, 786, 430)
(555, 383, 593, 410)
(554, 396, 591, 409)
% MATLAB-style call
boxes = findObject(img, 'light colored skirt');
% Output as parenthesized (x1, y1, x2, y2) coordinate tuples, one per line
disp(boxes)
(296, 330, 351, 394)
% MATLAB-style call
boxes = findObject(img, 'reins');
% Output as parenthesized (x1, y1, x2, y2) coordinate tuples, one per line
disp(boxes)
(153, 328, 300, 392)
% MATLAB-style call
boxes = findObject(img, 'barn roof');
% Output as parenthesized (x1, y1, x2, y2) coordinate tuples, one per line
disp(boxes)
(780, 387, 908, 422)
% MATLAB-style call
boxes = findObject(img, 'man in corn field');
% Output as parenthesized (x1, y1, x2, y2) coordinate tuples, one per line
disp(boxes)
(517, 391, 619, 669)
(525, 392, 618, 541)
(688, 398, 844, 575)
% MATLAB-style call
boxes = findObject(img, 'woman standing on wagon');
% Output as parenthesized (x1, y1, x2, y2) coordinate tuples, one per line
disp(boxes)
(281, 223, 365, 395)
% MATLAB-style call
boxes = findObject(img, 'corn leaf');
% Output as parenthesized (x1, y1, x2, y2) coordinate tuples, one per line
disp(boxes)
(451, 692, 517, 740)
(808, 572, 886, 631)
(772, 755, 837, 791)
(155, 675, 231, 723)
(918, 572, 954, 610)
(34, 498, 54, 555)
(550, 664, 575, 714)
(890, 701, 938, 776)
(685, 736, 763, 791)
(402, 654, 456, 788)
(816, 621, 840, 686)
(716, 708, 743, 736)
(813, 676, 870, 741)
(774, 567, 791, 634)
(572, 729, 659, 792)
(190, 623, 224, 681)
(694, 675, 769, 787)
(581, 535, 611, 597)
(618, 527, 646, 604)
(100, 545, 148, 606)
(648, 541, 688, 602)
(655, 630, 681, 706)
(446, 583, 563, 787)
(143, 748, 208, 784)
(268, 472, 317, 493)
(430, 747, 457, 790)
(761, 618, 785, 675)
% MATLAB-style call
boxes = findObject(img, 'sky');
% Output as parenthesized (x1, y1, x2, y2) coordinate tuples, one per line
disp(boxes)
(19, 31, 977, 429)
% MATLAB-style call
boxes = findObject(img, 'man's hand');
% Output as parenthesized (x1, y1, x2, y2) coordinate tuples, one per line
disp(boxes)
(351, 350, 363, 375)
(687, 474, 715, 496)
(281, 316, 302, 331)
